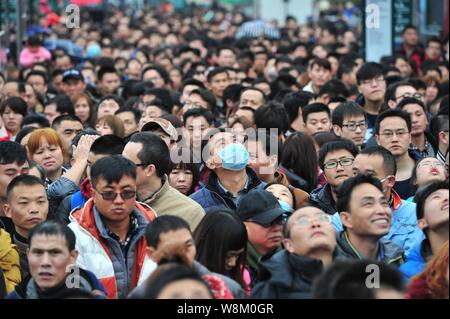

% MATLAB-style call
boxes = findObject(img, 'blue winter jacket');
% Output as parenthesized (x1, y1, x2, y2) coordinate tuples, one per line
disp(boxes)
(190, 167, 266, 213)
(400, 240, 432, 283)
(332, 191, 425, 257)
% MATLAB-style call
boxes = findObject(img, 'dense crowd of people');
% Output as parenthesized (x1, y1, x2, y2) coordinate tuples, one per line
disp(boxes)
(0, 2, 449, 299)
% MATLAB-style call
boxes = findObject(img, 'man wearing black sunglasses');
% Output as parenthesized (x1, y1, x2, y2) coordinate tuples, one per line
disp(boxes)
(68, 155, 157, 299)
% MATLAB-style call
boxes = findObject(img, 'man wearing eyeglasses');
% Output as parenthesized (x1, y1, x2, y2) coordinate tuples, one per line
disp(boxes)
(375, 109, 423, 200)
(310, 140, 359, 215)
(331, 146, 425, 257)
(251, 206, 337, 299)
(385, 81, 422, 110)
(237, 190, 290, 287)
(68, 155, 157, 299)
(332, 102, 368, 150)
(334, 175, 404, 266)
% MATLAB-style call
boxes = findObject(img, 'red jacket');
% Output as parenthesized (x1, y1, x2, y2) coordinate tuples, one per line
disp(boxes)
(68, 199, 157, 298)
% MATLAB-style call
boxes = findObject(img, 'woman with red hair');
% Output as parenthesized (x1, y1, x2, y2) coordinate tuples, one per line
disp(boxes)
(406, 241, 449, 299)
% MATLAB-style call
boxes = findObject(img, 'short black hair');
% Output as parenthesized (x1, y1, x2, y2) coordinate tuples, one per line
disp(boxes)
(15, 127, 37, 145)
(384, 81, 415, 104)
(141, 263, 211, 299)
(51, 114, 82, 130)
(129, 132, 171, 178)
(430, 113, 449, 144)
(143, 88, 173, 113)
(313, 260, 405, 299)
(90, 135, 125, 155)
(0, 96, 28, 118)
(426, 36, 443, 48)
(28, 221, 76, 251)
(374, 109, 412, 135)
(414, 181, 449, 220)
(318, 79, 349, 99)
(207, 67, 229, 83)
(396, 97, 426, 112)
(190, 89, 217, 111)
(183, 108, 214, 126)
(318, 139, 359, 170)
(25, 70, 48, 83)
(98, 94, 125, 108)
(145, 215, 191, 248)
(0, 141, 27, 166)
(6, 174, 46, 202)
(337, 62, 357, 80)
(302, 103, 331, 123)
(356, 62, 383, 85)
(360, 146, 397, 176)
(142, 65, 170, 84)
(336, 174, 384, 213)
(45, 95, 75, 116)
(22, 113, 50, 128)
(90, 155, 136, 188)
(255, 101, 290, 135)
(180, 79, 206, 93)
(115, 107, 142, 124)
(402, 25, 417, 34)
(309, 58, 332, 71)
(331, 102, 366, 127)
(97, 65, 119, 82)
(283, 91, 314, 123)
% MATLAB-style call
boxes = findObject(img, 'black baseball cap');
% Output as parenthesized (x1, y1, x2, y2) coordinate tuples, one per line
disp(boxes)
(237, 190, 289, 225)
(62, 69, 84, 82)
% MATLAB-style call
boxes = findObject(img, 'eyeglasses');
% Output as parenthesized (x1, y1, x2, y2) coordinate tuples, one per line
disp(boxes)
(93, 188, 136, 201)
(293, 214, 332, 228)
(379, 130, 410, 139)
(342, 122, 368, 131)
(324, 158, 355, 170)
(395, 93, 424, 101)
(249, 216, 285, 228)
(361, 77, 385, 86)
(418, 161, 445, 169)
(379, 175, 394, 184)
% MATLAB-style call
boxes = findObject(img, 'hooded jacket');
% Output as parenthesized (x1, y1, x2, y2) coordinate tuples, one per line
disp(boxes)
(190, 167, 266, 213)
(309, 184, 337, 215)
(250, 250, 325, 299)
(0, 229, 21, 294)
(400, 239, 432, 282)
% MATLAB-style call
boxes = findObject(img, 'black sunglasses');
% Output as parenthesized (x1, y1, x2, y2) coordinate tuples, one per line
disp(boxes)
(94, 188, 136, 201)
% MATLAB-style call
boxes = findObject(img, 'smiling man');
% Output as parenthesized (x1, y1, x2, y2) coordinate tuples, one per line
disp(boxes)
(68, 155, 157, 298)
(335, 175, 404, 266)
(3, 175, 48, 280)
(251, 206, 337, 299)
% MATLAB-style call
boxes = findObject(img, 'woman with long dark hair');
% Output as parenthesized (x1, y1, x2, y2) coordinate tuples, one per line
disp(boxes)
(193, 209, 249, 291)
(279, 132, 319, 193)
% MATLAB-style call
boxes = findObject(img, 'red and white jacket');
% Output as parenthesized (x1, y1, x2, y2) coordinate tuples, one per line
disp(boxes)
(68, 199, 157, 298)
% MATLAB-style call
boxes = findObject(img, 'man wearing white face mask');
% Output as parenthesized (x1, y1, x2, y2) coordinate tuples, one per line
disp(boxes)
(331, 146, 425, 257)
(190, 130, 266, 213)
